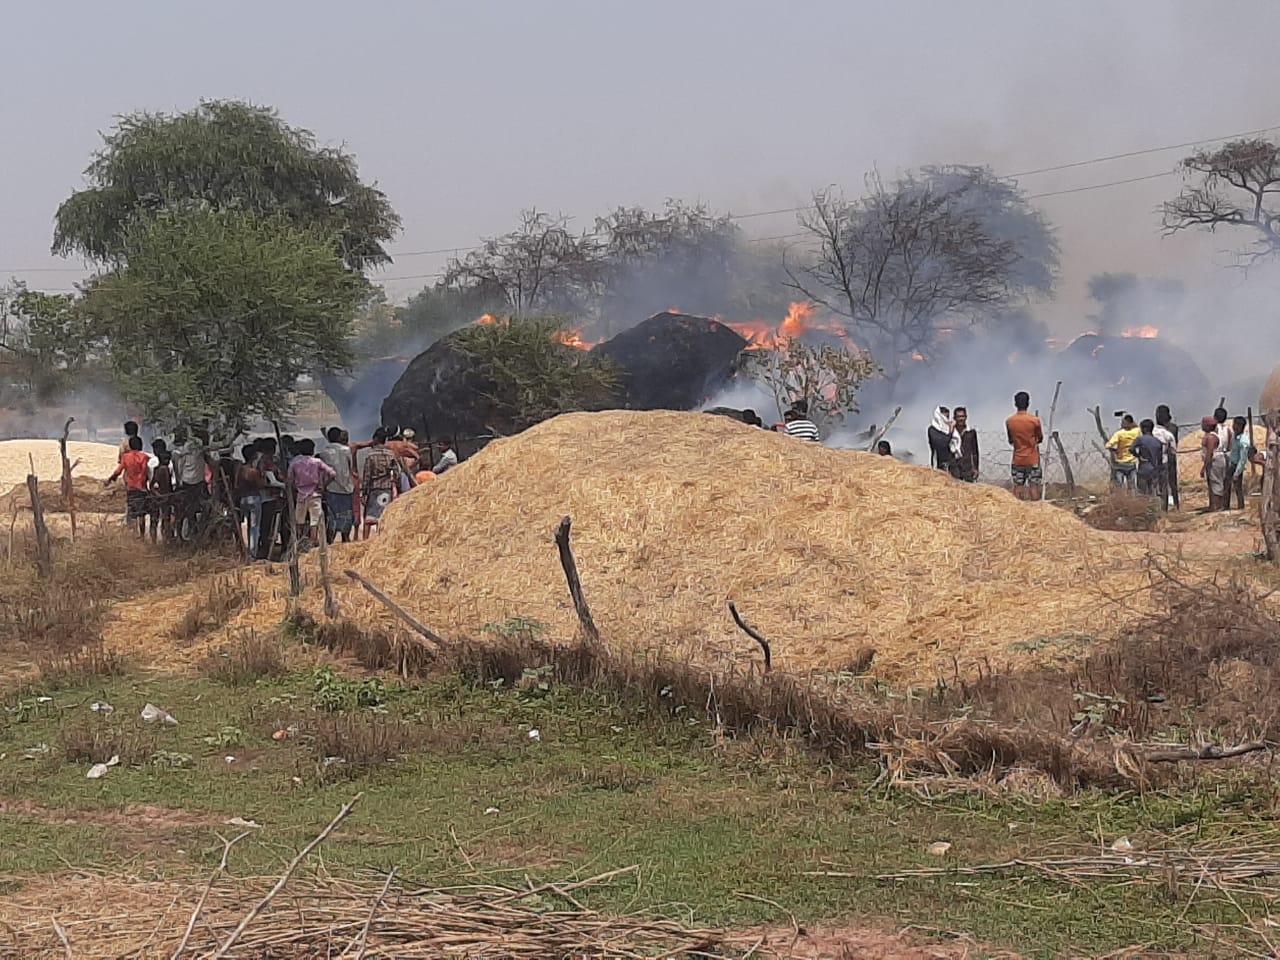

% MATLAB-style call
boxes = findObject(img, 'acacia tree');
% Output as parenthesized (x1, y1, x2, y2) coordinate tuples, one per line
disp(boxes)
(81, 210, 365, 428)
(54, 100, 400, 271)
(443, 210, 598, 317)
(1163, 138, 1280, 261)
(789, 166, 1056, 388)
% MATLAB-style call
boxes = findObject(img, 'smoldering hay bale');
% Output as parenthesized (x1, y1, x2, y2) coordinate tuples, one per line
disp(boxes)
(590, 312, 747, 410)
(349, 410, 1152, 682)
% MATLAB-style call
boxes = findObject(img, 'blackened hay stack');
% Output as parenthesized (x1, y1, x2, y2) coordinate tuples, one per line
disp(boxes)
(590, 312, 746, 410)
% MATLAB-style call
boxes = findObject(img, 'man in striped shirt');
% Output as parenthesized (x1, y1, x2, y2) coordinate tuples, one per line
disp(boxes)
(783, 406, 821, 442)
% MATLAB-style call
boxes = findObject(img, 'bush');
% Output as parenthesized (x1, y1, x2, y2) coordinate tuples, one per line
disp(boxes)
(1082, 491, 1161, 531)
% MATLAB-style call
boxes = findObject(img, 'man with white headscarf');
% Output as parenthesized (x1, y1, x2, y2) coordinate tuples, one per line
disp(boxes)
(927, 406, 955, 472)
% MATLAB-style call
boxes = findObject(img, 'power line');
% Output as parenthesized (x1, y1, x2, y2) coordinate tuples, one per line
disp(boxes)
(5, 119, 1278, 283)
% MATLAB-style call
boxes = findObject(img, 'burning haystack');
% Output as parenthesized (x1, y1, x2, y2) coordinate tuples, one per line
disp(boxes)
(349, 410, 1147, 681)
(588, 311, 747, 410)
(1060, 332, 1210, 409)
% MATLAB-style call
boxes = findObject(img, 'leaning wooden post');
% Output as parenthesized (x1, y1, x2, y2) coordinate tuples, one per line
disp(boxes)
(1040, 381, 1062, 501)
(318, 533, 337, 618)
(1262, 414, 1280, 561)
(26, 470, 51, 580)
(1051, 431, 1076, 495)
(554, 516, 600, 643)
(58, 417, 76, 541)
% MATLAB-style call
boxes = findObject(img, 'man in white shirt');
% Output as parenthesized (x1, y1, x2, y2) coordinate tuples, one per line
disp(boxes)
(783, 406, 821, 442)
(318, 428, 356, 542)
(432, 438, 459, 474)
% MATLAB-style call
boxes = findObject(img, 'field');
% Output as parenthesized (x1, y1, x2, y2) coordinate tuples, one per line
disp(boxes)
(3, 416, 1280, 958)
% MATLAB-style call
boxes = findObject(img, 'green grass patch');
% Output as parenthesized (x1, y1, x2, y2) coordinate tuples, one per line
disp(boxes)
(0, 668, 1276, 957)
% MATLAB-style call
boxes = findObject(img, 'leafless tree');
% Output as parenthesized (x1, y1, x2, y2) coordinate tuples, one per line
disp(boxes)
(1163, 138, 1280, 262)
(788, 168, 1038, 387)
(443, 210, 599, 317)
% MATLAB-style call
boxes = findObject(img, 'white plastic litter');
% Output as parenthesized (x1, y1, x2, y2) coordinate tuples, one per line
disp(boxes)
(527, 729, 541, 742)
(90, 701, 114, 715)
(484, 807, 500, 815)
(1110, 836, 1134, 854)
(225, 817, 261, 829)
(140, 703, 178, 725)
(927, 841, 953, 856)
(86, 755, 120, 779)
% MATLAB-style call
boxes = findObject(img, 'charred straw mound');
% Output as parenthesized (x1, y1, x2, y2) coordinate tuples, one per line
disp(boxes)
(349, 410, 1147, 682)
(589, 312, 746, 410)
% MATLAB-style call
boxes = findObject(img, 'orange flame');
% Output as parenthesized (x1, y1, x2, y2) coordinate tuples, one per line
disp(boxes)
(474, 313, 499, 326)
(552, 328, 596, 350)
(1120, 325, 1159, 339)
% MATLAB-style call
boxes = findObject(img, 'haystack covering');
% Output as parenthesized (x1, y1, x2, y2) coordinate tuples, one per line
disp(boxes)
(353, 410, 1142, 680)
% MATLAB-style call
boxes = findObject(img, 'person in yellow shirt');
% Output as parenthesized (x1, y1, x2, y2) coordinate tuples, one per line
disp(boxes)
(1106, 414, 1141, 490)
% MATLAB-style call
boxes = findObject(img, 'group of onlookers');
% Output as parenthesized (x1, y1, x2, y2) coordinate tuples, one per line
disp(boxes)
(105, 420, 459, 554)
(1103, 404, 1261, 512)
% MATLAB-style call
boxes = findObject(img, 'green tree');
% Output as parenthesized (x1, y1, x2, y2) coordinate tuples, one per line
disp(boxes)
(0, 283, 100, 401)
(80, 210, 365, 428)
(53, 100, 400, 271)
(451, 316, 618, 432)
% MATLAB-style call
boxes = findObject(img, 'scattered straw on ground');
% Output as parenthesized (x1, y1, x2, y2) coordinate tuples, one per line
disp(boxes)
(0, 438, 121, 488)
(323, 410, 1155, 682)
(0, 871, 750, 960)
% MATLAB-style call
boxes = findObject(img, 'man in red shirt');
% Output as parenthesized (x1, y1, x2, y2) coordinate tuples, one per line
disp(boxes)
(105, 435, 153, 539)
(1005, 391, 1044, 502)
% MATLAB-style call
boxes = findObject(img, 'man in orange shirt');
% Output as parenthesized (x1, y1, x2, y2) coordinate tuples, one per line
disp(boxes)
(105, 435, 153, 539)
(1005, 391, 1044, 502)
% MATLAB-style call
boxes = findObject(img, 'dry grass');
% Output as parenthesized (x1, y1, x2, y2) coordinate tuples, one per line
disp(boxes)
(343, 410, 1150, 682)
(1082, 490, 1162, 531)
(35, 642, 126, 690)
(57, 717, 157, 766)
(302, 713, 427, 781)
(196, 629, 287, 685)
(286, 610, 434, 677)
(171, 572, 257, 644)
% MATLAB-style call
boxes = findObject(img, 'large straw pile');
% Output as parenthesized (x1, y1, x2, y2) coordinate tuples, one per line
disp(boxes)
(350, 411, 1146, 680)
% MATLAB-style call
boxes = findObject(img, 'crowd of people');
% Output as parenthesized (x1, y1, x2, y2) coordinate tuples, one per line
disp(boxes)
(104, 421, 459, 554)
(919, 393, 1264, 510)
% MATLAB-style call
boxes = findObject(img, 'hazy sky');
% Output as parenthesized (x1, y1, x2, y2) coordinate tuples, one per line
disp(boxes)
(4, 0, 1279, 333)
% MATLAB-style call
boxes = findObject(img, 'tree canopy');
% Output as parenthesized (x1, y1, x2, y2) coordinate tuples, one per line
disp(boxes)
(0, 283, 100, 402)
(1163, 137, 1280, 261)
(788, 166, 1057, 382)
(53, 100, 400, 272)
(80, 210, 366, 428)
